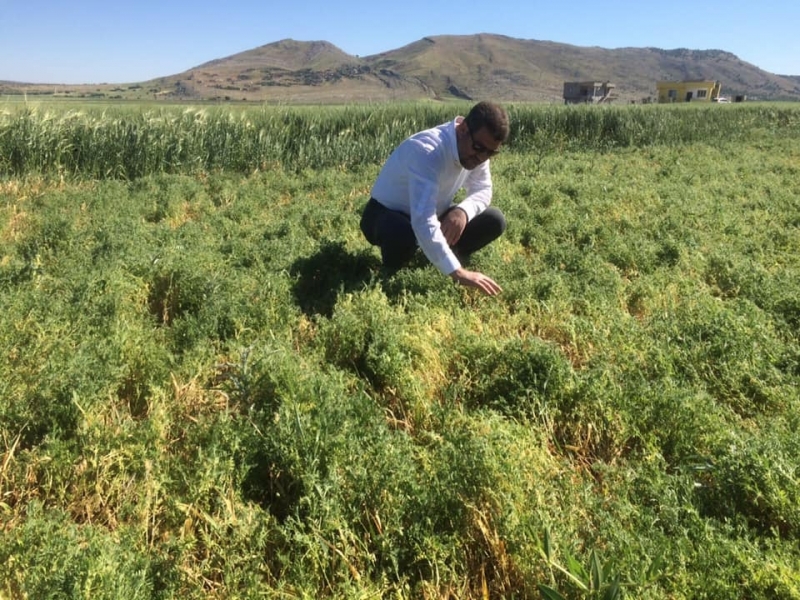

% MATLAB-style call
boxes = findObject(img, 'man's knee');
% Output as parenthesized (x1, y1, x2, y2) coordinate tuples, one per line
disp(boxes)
(455, 208, 506, 257)
(483, 207, 507, 238)
(469, 207, 506, 244)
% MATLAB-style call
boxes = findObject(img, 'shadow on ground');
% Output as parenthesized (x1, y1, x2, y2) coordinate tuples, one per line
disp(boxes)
(289, 241, 382, 318)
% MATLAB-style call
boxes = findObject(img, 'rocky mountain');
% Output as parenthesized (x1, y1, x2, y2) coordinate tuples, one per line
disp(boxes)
(5, 34, 800, 103)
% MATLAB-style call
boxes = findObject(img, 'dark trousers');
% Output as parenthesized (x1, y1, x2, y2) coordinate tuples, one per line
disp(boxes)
(360, 198, 506, 269)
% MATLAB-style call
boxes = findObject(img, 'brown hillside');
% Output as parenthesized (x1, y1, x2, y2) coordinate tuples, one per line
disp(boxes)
(367, 35, 800, 102)
(196, 39, 360, 72)
(4, 34, 800, 103)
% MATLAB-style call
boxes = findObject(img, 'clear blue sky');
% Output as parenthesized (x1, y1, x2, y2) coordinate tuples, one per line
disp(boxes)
(2, 0, 798, 84)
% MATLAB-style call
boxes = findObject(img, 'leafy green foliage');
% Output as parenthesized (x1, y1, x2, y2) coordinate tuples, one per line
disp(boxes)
(0, 503, 155, 599)
(1, 103, 799, 599)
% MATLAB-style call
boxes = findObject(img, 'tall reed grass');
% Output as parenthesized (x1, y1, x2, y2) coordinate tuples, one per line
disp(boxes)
(2, 102, 799, 178)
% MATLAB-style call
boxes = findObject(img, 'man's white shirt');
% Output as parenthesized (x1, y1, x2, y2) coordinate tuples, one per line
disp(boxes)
(370, 117, 493, 275)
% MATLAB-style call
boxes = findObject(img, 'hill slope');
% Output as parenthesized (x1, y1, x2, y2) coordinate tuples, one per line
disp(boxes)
(363, 34, 800, 102)
(4, 34, 800, 103)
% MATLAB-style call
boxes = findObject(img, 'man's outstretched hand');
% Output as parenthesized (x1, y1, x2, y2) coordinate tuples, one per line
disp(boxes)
(450, 267, 502, 296)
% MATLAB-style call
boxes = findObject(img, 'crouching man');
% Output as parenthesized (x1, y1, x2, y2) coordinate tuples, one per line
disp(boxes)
(360, 101, 509, 296)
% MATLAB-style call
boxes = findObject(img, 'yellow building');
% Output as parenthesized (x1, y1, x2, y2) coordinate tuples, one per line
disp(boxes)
(656, 80, 722, 103)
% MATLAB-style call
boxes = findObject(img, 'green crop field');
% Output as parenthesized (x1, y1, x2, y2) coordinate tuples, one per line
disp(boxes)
(1, 101, 799, 599)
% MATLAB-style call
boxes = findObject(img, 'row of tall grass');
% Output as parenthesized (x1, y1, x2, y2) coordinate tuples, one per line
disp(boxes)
(2, 101, 800, 178)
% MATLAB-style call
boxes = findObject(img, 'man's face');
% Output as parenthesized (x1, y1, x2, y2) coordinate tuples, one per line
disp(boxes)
(457, 121, 502, 170)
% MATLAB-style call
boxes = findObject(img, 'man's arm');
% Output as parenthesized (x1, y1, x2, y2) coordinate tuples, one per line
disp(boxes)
(407, 149, 463, 275)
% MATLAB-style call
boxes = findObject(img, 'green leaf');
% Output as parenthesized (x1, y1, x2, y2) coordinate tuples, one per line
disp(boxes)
(590, 549, 603, 590)
(552, 561, 590, 592)
(538, 583, 567, 600)
(543, 526, 553, 561)
(646, 553, 666, 581)
(564, 550, 589, 588)
(601, 578, 622, 600)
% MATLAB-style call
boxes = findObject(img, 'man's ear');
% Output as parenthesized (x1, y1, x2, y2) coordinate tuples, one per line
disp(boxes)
(455, 120, 470, 144)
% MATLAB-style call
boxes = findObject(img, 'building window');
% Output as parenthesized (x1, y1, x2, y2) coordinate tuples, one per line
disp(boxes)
(668, 89, 677, 99)
(697, 89, 707, 98)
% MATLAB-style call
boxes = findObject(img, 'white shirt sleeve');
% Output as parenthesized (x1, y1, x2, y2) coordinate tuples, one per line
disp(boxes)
(407, 143, 462, 275)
